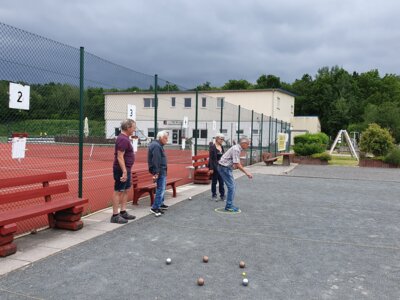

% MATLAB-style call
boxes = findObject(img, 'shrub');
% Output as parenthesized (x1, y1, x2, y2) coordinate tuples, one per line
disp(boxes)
(293, 132, 329, 156)
(311, 152, 332, 161)
(383, 147, 400, 166)
(359, 123, 394, 156)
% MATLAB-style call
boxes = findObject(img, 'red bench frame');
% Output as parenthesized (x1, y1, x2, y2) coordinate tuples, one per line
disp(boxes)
(132, 169, 181, 205)
(0, 171, 88, 257)
(262, 152, 278, 166)
(192, 154, 211, 184)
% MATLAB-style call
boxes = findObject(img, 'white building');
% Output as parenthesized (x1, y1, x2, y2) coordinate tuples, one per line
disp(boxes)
(104, 89, 295, 146)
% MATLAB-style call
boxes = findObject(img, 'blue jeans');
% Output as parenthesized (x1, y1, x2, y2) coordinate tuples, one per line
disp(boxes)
(152, 175, 166, 209)
(211, 169, 225, 198)
(217, 165, 235, 208)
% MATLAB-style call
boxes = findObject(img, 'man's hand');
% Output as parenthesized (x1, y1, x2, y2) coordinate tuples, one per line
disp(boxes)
(120, 171, 127, 182)
(209, 170, 214, 175)
(247, 172, 253, 179)
(152, 174, 159, 182)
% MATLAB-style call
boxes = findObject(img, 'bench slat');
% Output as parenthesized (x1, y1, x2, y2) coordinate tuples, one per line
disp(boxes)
(192, 154, 208, 160)
(0, 185, 69, 205)
(0, 172, 67, 189)
(0, 198, 88, 227)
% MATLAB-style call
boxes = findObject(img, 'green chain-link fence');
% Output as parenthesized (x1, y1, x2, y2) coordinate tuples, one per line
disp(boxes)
(0, 22, 290, 235)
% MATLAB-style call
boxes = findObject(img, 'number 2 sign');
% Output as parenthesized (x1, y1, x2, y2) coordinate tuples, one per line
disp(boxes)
(9, 82, 30, 110)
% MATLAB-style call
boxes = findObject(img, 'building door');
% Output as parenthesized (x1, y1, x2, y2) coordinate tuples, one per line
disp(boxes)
(172, 129, 182, 144)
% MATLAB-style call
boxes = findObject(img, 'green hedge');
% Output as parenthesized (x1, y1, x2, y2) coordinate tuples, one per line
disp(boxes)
(0, 119, 105, 137)
(293, 132, 329, 156)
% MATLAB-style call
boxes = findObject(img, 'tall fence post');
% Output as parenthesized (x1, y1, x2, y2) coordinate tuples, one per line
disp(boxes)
(259, 113, 264, 161)
(237, 105, 241, 142)
(78, 46, 84, 198)
(268, 117, 272, 152)
(220, 98, 224, 133)
(250, 110, 254, 165)
(195, 90, 198, 155)
(274, 118, 278, 155)
(154, 74, 158, 137)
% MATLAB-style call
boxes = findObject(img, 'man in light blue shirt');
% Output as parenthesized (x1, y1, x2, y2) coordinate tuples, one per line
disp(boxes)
(218, 137, 253, 212)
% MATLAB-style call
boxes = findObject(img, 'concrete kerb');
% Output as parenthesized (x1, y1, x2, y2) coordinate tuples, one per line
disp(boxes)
(0, 162, 295, 276)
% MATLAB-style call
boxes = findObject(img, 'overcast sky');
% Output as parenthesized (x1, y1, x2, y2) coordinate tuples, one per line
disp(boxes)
(1, 0, 399, 88)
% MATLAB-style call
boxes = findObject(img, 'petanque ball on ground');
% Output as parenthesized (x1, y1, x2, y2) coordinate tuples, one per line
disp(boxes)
(242, 272, 247, 277)
(197, 277, 205, 286)
(242, 278, 249, 286)
(239, 261, 245, 268)
(189, 196, 192, 200)
(166, 258, 172, 265)
(202, 255, 209, 263)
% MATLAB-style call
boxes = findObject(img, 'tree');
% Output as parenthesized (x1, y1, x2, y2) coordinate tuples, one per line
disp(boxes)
(359, 123, 394, 156)
(222, 79, 253, 90)
(255, 74, 281, 89)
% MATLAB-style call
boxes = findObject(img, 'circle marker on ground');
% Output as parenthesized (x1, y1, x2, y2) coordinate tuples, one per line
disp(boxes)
(214, 207, 242, 214)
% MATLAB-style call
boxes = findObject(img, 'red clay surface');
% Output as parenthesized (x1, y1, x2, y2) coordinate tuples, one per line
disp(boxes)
(0, 143, 207, 235)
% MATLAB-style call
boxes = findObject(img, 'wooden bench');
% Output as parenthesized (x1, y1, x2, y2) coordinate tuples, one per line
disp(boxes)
(279, 152, 295, 166)
(131, 170, 182, 205)
(0, 172, 88, 257)
(192, 154, 211, 184)
(262, 152, 278, 166)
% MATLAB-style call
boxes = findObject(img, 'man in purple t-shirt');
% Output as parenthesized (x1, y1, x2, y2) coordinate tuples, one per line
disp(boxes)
(111, 119, 137, 224)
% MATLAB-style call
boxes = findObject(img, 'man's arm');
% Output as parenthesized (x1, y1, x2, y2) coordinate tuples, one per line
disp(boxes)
(117, 150, 127, 182)
(233, 162, 253, 179)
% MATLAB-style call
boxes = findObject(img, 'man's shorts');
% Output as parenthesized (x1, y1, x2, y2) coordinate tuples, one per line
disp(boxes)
(113, 168, 132, 192)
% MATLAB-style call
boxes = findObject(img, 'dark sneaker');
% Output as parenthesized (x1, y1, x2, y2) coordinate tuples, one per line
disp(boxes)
(110, 214, 128, 224)
(120, 211, 136, 220)
(157, 208, 165, 215)
(220, 196, 225, 201)
(211, 196, 218, 201)
(160, 204, 169, 210)
(224, 206, 240, 212)
(150, 208, 161, 217)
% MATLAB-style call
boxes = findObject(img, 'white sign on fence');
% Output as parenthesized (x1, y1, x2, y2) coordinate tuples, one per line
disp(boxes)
(127, 104, 136, 120)
(183, 116, 189, 128)
(12, 137, 27, 160)
(9, 82, 30, 110)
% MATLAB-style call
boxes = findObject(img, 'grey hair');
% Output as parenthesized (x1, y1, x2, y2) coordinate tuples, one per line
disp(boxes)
(239, 137, 250, 144)
(156, 130, 169, 140)
(215, 133, 225, 139)
(120, 119, 136, 131)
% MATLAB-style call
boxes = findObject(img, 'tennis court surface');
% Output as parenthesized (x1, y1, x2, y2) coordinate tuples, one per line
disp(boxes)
(1, 164, 400, 299)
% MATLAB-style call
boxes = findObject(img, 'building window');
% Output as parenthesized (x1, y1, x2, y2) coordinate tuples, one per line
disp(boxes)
(148, 129, 155, 137)
(184, 98, 191, 108)
(144, 98, 155, 108)
(276, 97, 280, 110)
(192, 129, 208, 139)
(171, 97, 176, 107)
(236, 129, 244, 134)
(202, 97, 206, 108)
(221, 129, 228, 134)
(217, 97, 224, 108)
(252, 129, 259, 134)
(291, 105, 294, 114)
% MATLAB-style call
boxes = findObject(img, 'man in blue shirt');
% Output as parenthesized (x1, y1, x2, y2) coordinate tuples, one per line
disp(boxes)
(148, 131, 169, 217)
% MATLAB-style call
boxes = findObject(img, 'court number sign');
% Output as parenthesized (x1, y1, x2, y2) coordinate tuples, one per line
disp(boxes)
(127, 104, 136, 120)
(9, 82, 30, 110)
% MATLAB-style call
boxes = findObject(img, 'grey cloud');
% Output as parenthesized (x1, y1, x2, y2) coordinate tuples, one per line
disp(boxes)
(1, 0, 400, 87)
